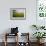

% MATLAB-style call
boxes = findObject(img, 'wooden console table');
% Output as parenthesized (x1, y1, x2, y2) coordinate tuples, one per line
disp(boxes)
(4, 33, 18, 46)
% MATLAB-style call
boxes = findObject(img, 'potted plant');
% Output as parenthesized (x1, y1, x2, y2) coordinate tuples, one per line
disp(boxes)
(32, 24, 45, 30)
(33, 32, 46, 43)
(32, 25, 39, 30)
(40, 26, 45, 29)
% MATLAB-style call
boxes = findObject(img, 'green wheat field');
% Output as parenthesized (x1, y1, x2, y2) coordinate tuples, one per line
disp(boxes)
(13, 10, 24, 17)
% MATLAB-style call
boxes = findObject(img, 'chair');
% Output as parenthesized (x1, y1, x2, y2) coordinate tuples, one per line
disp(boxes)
(18, 33, 30, 46)
(4, 33, 18, 46)
(4, 27, 19, 46)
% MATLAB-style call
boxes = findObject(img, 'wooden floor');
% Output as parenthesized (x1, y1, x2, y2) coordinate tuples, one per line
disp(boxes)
(0, 42, 46, 46)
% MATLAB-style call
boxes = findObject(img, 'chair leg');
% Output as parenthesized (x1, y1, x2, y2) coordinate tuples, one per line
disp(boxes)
(4, 41, 7, 46)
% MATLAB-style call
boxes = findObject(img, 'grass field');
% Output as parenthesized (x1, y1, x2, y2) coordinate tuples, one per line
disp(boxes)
(13, 11, 24, 17)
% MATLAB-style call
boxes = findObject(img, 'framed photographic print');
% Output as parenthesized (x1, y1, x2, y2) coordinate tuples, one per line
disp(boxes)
(10, 8, 26, 20)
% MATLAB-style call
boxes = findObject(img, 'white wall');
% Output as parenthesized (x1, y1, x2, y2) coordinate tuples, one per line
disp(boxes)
(0, 0, 37, 42)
